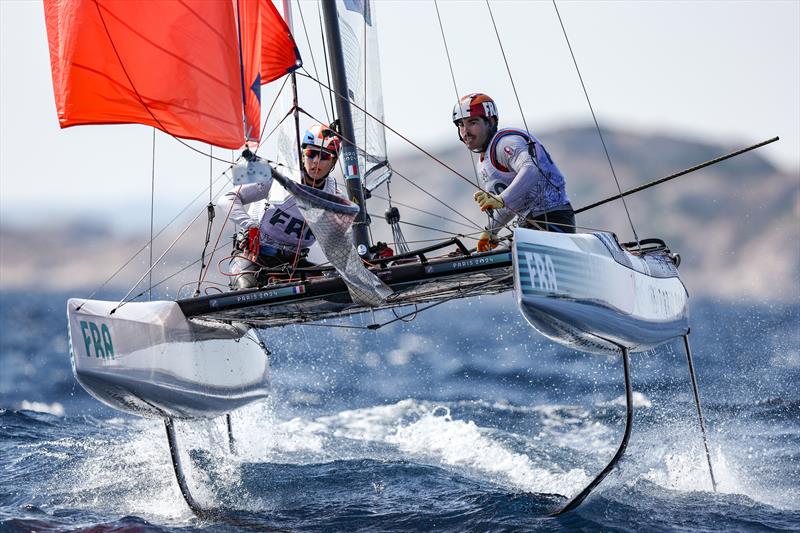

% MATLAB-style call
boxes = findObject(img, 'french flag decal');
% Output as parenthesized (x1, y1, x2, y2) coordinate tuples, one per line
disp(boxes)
(346, 163, 359, 176)
(293, 286, 306, 295)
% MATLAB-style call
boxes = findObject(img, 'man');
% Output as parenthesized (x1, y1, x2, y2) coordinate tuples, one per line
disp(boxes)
(220, 123, 342, 289)
(452, 93, 575, 252)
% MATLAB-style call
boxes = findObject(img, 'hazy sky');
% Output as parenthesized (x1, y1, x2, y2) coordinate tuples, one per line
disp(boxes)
(1, 0, 798, 228)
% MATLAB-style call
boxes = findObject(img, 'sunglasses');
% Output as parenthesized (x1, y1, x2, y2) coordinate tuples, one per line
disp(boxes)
(303, 148, 335, 161)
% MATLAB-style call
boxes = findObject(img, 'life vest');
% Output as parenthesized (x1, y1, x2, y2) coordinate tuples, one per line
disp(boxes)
(257, 176, 338, 250)
(478, 128, 570, 216)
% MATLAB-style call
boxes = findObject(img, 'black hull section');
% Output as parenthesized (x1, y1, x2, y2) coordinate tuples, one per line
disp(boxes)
(178, 249, 514, 327)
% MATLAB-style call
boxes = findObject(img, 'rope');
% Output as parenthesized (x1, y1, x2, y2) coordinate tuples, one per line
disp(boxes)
(552, 0, 640, 246)
(192, 146, 217, 297)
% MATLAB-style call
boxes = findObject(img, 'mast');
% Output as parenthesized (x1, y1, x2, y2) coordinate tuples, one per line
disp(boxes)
(281, 0, 304, 172)
(321, 0, 372, 256)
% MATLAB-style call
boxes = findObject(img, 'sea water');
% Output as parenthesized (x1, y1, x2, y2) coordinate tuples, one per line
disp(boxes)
(1, 291, 798, 531)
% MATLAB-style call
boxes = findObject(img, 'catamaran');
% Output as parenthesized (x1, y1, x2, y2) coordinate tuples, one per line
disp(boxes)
(46, 0, 776, 518)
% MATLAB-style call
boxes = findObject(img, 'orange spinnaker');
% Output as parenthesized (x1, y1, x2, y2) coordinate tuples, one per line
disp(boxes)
(44, 0, 300, 149)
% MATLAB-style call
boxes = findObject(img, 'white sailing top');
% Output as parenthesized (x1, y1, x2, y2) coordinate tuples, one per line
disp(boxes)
(478, 128, 571, 232)
(219, 176, 339, 250)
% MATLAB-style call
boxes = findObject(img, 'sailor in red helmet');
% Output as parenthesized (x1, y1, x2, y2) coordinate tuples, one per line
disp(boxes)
(452, 93, 575, 251)
(220, 123, 343, 289)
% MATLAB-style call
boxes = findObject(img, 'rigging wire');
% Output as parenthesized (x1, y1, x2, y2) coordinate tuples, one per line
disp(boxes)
(76, 171, 233, 307)
(299, 105, 483, 231)
(485, 1, 532, 138)
(149, 128, 156, 301)
(111, 174, 238, 309)
(317, 0, 337, 122)
(296, 0, 332, 122)
(257, 75, 291, 148)
(433, 0, 480, 188)
(192, 145, 218, 297)
(296, 71, 530, 231)
(132, 240, 233, 302)
(297, 71, 484, 192)
(112, 204, 211, 312)
(551, 0, 641, 246)
(371, 193, 482, 231)
(396, 220, 479, 238)
(485, 1, 575, 233)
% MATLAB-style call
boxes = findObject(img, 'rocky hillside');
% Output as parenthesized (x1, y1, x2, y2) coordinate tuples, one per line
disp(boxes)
(1, 126, 797, 302)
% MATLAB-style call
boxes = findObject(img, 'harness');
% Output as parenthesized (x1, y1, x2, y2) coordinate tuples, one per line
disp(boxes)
(488, 128, 563, 194)
(260, 243, 309, 259)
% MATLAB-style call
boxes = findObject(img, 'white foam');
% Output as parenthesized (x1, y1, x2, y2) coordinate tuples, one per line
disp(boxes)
(19, 400, 64, 416)
(228, 398, 593, 496)
(606, 391, 652, 408)
(383, 404, 590, 495)
(55, 418, 195, 522)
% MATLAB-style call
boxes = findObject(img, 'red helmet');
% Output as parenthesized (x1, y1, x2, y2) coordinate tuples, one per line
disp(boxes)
(301, 123, 341, 155)
(452, 93, 498, 124)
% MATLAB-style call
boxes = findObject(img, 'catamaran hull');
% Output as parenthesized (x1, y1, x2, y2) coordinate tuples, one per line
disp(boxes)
(513, 229, 689, 354)
(67, 299, 270, 419)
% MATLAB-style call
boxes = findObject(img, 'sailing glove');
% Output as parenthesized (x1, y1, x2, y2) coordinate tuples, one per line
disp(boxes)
(474, 190, 504, 212)
(236, 226, 261, 261)
(477, 231, 499, 252)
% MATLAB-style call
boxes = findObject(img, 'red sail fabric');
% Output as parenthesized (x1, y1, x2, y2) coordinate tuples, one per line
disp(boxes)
(44, 0, 300, 149)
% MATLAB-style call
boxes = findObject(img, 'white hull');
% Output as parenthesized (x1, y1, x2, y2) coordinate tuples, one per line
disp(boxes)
(513, 229, 689, 354)
(67, 299, 270, 419)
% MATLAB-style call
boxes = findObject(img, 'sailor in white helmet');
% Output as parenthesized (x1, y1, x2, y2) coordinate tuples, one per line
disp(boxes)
(452, 93, 575, 252)
(220, 123, 343, 289)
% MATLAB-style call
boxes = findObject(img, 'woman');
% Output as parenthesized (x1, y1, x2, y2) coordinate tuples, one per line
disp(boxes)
(220, 123, 342, 289)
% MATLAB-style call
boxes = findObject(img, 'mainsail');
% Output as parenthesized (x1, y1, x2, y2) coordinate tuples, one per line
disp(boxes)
(44, 0, 300, 149)
(336, 0, 391, 190)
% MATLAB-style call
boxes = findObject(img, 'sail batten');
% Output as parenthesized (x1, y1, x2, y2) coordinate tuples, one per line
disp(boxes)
(44, 0, 301, 149)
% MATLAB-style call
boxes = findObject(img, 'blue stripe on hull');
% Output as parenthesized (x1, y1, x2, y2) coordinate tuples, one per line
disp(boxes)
(75, 369, 270, 419)
(519, 294, 689, 354)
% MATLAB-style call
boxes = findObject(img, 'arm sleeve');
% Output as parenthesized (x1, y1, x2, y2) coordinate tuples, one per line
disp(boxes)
(217, 182, 272, 229)
(493, 135, 541, 214)
(485, 207, 516, 234)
